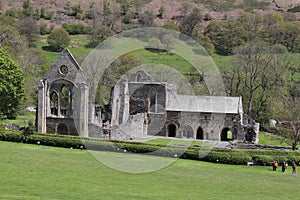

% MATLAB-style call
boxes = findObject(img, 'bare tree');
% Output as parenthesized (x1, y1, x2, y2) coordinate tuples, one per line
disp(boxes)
(272, 95, 300, 150)
(226, 42, 286, 120)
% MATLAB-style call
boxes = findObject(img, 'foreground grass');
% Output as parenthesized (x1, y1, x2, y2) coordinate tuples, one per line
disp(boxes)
(1, 141, 299, 200)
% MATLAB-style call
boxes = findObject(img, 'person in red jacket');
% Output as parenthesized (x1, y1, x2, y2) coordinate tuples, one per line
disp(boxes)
(292, 162, 297, 174)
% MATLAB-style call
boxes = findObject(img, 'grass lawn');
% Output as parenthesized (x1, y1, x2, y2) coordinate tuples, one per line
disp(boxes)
(1, 141, 299, 200)
(258, 132, 290, 147)
(0, 111, 35, 127)
(38, 35, 92, 67)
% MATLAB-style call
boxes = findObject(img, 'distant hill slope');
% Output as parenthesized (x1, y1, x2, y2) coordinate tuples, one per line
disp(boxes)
(1, 0, 300, 28)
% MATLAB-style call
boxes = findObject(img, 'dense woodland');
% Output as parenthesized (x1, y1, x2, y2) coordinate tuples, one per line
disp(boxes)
(1, 0, 300, 148)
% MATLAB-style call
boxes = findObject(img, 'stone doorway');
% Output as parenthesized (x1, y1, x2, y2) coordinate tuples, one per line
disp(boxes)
(196, 127, 204, 140)
(57, 123, 68, 135)
(220, 127, 232, 141)
(168, 124, 176, 137)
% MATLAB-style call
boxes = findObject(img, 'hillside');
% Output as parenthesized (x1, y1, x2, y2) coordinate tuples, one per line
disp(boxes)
(1, 0, 300, 29)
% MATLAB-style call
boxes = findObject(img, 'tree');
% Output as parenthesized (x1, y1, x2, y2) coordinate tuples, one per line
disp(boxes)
(158, 5, 165, 19)
(47, 28, 71, 51)
(17, 17, 39, 47)
(179, 2, 191, 16)
(162, 22, 179, 31)
(179, 7, 202, 36)
(272, 96, 300, 150)
(205, 19, 246, 55)
(87, 25, 114, 48)
(0, 48, 25, 119)
(22, 0, 33, 17)
(139, 10, 155, 27)
(225, 42, 286, 121)
(0, 23, 28, 55)
(118, 0, 131, 15)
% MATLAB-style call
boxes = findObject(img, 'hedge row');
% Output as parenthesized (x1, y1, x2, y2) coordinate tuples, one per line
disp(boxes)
(1, 129, 299, 166)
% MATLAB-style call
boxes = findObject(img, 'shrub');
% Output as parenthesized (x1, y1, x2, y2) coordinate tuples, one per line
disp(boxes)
(252, 155, 279, 166)
(62, 23, 90, 35)
(0, 130, 23, 142)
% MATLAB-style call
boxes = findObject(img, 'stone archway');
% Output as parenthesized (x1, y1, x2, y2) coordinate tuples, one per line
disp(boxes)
(167, 124, 176, 137)
(196, 127, 204, 140)
(245, 128, 255, 142)
(220, 127, 232, 141)
(183, 125, 193, 139)
(57, 123, 68, 135)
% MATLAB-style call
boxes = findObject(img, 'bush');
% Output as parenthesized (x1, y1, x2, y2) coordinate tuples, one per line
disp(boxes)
(252, 155, 276, 166)
(0, 130, 23, 142)
(288, 6, 300, 13)
(62, 23, 90, 35)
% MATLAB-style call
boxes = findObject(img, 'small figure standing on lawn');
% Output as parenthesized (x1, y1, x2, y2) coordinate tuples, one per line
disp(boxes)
(292, 162, 297, 174)
(272, 161, 278, 171)
(282, 161, 286, 172)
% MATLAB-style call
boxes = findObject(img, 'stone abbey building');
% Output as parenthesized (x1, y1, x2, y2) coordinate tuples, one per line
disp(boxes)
(37, 49, 259, 143)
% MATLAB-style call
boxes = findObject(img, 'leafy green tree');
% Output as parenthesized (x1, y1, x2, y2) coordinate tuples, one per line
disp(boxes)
(71, 3, 83, 17)
(237, 13, 262, 42)
(260, 13, 284, 45)
(85, 1, 96, 19)
(179, 7, 202, 36)
(205, 20, 246, 55)
(47, 28, 71, 51)
(0, 23, 28, 55)
(119, 0, 131, 15)
(158, 5, 165, 19)
(39, 23, 49, 35)
(122, 12, 137, 24)
(0, 48, 25, 119)
(87, 25, 114, 48)
(162, 22, 179, 31)
(281, 21, 300, 52)
(22, 0, 33, 17)
(103, 0, 111, 16)
(194, 33, 215, 55)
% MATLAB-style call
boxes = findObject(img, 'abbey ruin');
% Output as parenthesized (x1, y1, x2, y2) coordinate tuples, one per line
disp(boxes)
(37, 49, 259, 143)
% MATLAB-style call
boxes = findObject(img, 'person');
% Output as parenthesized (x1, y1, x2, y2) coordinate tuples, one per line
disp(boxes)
(282, 161, 286, 172)
(272, 161, 278, 171)
(292, 162, 297, 174)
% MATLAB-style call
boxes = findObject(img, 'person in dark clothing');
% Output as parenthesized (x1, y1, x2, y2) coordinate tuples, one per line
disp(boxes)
(282, 161, 286, 172)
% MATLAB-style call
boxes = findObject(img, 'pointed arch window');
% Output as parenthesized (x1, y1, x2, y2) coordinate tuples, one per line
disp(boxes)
(136, 73, 142, 82)
(50, 91, 58, 115)
(149, 88, 157, 113)
(60, 86, 69, 116)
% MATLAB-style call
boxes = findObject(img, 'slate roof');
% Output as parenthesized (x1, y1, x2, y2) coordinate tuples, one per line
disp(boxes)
(166, 93, 243, 114)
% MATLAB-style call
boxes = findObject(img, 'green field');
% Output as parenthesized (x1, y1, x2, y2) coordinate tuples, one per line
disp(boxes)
(1, 141, 299, 200)
(1, 111, 35, 128)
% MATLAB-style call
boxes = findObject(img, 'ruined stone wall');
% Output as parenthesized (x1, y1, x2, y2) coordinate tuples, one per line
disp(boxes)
(46, 117, 78, 135)
(128, 83, 167, 114)
(160, 111, 245, 140)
